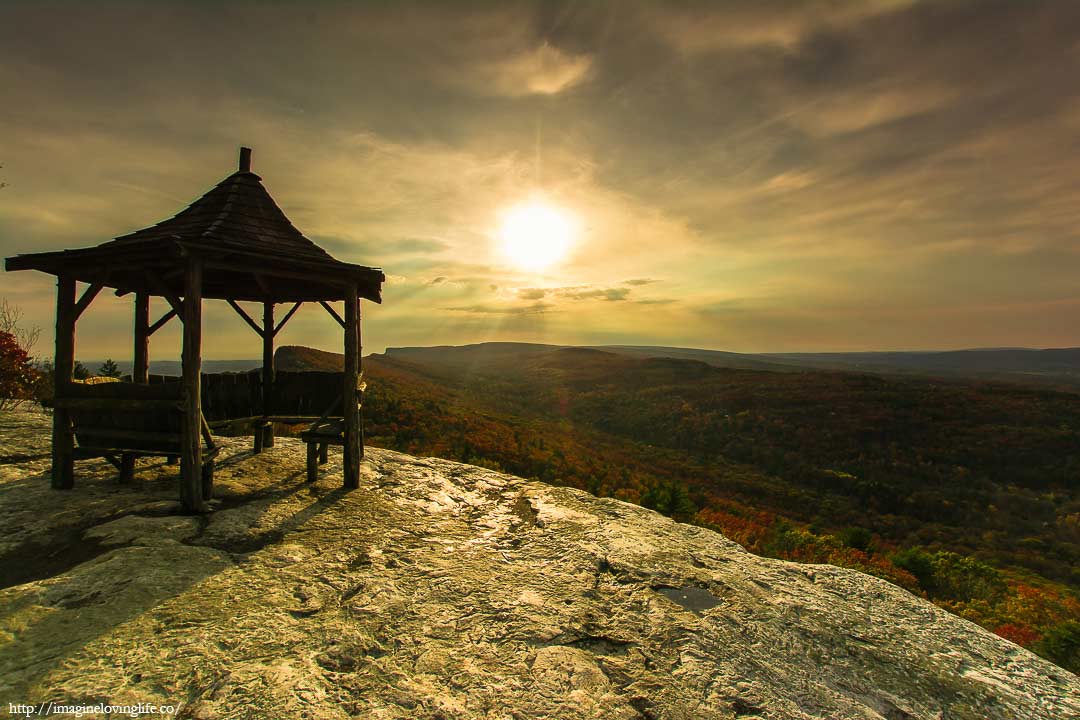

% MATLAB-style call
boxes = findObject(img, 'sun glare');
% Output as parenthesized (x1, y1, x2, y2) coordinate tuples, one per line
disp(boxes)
(498, 199, 576, 272)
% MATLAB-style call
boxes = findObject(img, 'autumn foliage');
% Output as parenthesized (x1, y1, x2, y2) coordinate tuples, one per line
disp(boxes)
(0, 330, 40, 410)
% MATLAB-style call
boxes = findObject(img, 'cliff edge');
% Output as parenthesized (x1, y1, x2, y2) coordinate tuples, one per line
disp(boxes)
(0, 408, 1076, 719)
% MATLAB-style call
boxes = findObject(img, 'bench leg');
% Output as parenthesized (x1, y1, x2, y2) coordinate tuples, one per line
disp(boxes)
(253, 427, 264, 454)
(201, 459, 215, 500)
(263, 423, 274, 449)
(306, 442, 318, 483)
(119, 453, 136, 484)
(319, 443, 328, 465)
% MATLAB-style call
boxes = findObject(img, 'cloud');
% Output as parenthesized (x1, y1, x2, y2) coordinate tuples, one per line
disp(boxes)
(389, 237, 450, 254)
(463, 42, 593, 97)
(448, 303, 553, 315)
(622, 278, 656, 286)
(517, 286, 633, 302)
(517, 288, 549, 300)
(558, 287, 631, 302)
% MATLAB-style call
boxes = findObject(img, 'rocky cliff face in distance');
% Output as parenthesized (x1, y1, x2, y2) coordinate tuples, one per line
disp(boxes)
(0, 407, 1076, 719)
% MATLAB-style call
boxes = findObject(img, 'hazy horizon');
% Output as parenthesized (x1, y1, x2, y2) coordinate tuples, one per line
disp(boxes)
(4, 1, 1080, 358)
(68, 340, 1080, 369)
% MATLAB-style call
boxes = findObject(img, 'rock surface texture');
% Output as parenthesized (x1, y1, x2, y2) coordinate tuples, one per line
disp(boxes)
(1, 407, 1077, 719)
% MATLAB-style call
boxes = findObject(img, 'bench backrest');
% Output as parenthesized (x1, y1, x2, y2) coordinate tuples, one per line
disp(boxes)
(64, 381, 185, 453)
(272, 371, 346, 418)
(105, 369, 350, 422)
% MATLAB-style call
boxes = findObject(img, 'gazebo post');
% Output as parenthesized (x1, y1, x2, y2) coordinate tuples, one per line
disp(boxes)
(120, 291, 151, 483)
(133, 292, 150, 383)
(51, 274, 76, 490)
(343, 283, 361, 488)
(358, 298, 365, 456)
(180, 257, 204, 512)
(262, 301, 275, 449)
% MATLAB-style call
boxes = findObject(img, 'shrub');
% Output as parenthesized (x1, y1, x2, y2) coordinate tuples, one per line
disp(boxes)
(892, 547, 937, 589)
(839, 526, 874, 552)
(0, 330, 40, 410)
(1034, 620, 1080, 673)
(893, 547, 1006, 603)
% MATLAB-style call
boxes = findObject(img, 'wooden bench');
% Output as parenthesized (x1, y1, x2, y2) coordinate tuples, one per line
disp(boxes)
(58, 370, 363, 493)
(299, 378, 365, 483)
(57, 380, 219, 498)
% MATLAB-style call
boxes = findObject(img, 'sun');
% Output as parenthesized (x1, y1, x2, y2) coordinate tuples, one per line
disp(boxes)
(497, 199, 576, 272)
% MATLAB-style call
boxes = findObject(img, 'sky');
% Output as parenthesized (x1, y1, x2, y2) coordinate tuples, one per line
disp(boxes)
(2, 0, 1080, 359)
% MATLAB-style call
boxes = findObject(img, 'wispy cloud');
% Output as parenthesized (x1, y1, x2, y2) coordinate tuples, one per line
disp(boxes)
(479, 42, 593, 96)
(517, 286, 633, 302)
(448, 303, 553, 315)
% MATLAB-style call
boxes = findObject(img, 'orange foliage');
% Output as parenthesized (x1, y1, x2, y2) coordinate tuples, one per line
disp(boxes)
(994, 623, 1040, 647)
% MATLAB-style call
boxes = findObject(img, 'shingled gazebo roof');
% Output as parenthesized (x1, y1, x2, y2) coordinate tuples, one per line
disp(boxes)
(6, 148, 384, 303)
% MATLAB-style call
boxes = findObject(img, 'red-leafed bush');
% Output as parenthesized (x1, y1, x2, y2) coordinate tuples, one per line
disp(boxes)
(0, 330, 40, 410)
(994, 623, 1040, 647)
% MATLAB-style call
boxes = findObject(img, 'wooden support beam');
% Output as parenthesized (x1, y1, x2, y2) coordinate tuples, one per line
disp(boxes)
(73, 283, 103, 320)
(180, 257, 204, 512)
(343, 285, 361, 489)
(146, 270, 184, 318)
(133, 292, 150, 384)
(262, 302, 275, 448)
(226, 299, 265, 338)
(306, 442, 318, 483)
(52, 275, 76, 489)
(358, 298, 365, 460)
(201, 413, 216, 452)
(273, 301, 303, 336)
(319, 300, 345, 328)
(147, 308, 177, 337)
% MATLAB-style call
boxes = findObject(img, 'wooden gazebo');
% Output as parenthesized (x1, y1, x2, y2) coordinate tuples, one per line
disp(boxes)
(5, 147, 385, 511)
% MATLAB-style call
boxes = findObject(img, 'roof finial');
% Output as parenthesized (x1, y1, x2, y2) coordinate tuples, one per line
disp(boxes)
(239, 147, 252, 173)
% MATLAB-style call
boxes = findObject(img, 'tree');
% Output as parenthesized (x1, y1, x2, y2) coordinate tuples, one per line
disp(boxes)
(0, 330, 41, 410)
(1035, 621, 1080, 674)
(839, 526, 874, 552)
(99, 359, 121, 378)
(0, 298, 40, 359)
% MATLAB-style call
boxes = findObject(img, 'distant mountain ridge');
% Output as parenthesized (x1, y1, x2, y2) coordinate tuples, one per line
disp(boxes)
(381, 342, 1080, 388)
(81, 359, 261, 376)
(85, 342, 1080, 389)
